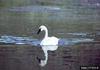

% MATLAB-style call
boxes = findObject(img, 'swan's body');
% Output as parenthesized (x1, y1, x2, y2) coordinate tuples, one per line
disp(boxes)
(37, 25, 59, 67)
(40, 36, 59, 51)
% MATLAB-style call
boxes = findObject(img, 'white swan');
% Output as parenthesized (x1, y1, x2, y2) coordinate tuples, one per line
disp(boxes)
(37, 25, 59, 67)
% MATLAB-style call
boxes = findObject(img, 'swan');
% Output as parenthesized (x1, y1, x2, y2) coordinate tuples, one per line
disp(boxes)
(37, 25, 59, 67)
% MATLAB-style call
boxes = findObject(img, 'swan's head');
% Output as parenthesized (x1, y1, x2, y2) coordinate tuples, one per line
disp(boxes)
(37, 25, 47, 34)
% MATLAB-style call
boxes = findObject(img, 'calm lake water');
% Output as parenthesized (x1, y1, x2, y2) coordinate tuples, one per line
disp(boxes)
(0, 0, 100, 70)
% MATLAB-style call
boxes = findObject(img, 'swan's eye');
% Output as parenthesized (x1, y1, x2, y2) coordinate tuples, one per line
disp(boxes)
(37, 29, 41, 34)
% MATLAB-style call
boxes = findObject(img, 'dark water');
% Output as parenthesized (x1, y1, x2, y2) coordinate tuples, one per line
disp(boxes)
(0, 0, 100, 70)
(0, 43, 100, 70)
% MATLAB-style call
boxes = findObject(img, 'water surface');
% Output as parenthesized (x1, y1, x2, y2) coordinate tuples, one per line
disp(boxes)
(0, 0, 100, 70)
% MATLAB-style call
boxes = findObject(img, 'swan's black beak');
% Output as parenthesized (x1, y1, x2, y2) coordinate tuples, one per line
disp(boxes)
(37, 29, 41, 34)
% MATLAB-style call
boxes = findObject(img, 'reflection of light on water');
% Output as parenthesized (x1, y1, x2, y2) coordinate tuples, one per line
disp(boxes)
(58, 38, 94, 46)
(96, 3, 100, 6)
(0, 35, 94, 46)
(8, 6, 61, 13)
(0, 35, 40, 45)
(58, 32, 89, 37)
(67, 32, 88, 36)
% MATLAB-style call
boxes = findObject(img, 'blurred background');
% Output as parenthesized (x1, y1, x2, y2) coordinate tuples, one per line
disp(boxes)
(0, 0, 100, 70)
(0, 0, 100, 37)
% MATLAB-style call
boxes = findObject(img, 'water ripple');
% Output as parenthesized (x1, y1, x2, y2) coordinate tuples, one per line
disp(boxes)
(0, 35, 94, 47)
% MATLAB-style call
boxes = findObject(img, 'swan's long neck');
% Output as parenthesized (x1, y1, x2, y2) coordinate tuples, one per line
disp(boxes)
(44, 28, 48, 38)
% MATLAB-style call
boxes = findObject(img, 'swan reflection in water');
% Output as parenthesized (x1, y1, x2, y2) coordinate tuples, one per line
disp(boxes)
(0, 25, 94, 67)
(37, 25, 59, 67)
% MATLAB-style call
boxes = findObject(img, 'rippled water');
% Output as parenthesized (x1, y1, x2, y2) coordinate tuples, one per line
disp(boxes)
(0, 33, 94, 46)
